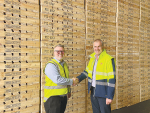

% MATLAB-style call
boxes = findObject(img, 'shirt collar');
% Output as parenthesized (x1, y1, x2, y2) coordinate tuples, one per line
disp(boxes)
(95, 55, 99, 60)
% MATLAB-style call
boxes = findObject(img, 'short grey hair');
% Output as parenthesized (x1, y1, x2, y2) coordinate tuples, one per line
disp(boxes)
(93, 39, 104, 47)
(54, 44, 64, 50)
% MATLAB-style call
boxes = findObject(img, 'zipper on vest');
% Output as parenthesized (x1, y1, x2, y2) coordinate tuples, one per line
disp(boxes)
(92, 58, 95, 97)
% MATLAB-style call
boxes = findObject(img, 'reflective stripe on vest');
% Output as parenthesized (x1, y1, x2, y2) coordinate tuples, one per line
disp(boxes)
(96, 72, 115, 76)
(88, 79, 115, 87)
(44, 85, 67, 89)
(44, 97, 48, 101)
(87, 70, 115, 77)
(82, 71, 88, 77)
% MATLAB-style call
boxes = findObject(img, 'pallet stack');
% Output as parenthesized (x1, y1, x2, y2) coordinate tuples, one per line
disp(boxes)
(117, 0, 140, 108)
(139, 0, 150, 102)
(86, 0, 117, 112)
(40, 0, 86, 112)
(0, 0, 40, 112)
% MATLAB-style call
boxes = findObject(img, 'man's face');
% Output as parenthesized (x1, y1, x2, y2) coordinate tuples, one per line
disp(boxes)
(54, 47, 65, 61)
(93, 41, 103, 56)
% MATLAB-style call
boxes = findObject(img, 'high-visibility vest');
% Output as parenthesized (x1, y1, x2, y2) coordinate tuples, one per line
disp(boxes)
(86, 49, 115, 82)
(43, 59, 69, 102)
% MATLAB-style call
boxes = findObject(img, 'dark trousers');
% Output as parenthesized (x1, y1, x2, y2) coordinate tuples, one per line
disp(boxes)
(91, 87, 111, 113)
(44, 96, 67, 113)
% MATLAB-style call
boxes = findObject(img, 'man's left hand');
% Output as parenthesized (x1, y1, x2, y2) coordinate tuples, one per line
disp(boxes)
(106, 98, 112, 105)
(67, 93, 71, 99)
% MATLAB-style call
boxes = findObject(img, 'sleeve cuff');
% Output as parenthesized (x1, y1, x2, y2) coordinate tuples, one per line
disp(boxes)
(70, 79, 73, 85)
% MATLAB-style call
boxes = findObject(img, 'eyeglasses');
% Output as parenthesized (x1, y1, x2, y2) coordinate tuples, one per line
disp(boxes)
(54, 50, 65, 54)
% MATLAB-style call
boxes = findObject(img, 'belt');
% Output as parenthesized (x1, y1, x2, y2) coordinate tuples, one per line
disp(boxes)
(59, 95, 67, 98)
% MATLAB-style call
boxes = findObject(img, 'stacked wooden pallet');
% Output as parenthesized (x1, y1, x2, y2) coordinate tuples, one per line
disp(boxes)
(0, 0, 40, 112)
(139, 0, 150, 102)
(117, 0, 140, 109)
(40, 0, 86, 112)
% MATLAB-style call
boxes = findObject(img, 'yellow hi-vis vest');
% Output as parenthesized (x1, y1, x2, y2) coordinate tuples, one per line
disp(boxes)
(86, 49, 115, 82)
(43, 59, 69, 102)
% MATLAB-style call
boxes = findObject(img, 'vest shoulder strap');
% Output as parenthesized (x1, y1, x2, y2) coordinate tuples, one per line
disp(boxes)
(49, 60, 60, 73)
(44, 59, 60, 74)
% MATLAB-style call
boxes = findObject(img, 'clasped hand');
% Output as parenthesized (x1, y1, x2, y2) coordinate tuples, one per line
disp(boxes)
(72, 78, 79, 86)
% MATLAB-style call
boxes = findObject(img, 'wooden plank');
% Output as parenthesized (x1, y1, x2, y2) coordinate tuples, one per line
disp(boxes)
(21, 17, 39, 25)
(22, 97, 40, 106)
(21, 33, 40, 40)
(21, 77, 40, 85)
(41, 0, 84, 9)
(73, 56, 85, 61)
(21, 0, 39, 4)
(41, 5, 66, 15)
(67, 61, 85, 67)
(41, 33, 85, 42)
(41, 11, 84, 23)
(40, 12, 62, 21)
(41, 55, 53, 62)
(41, 27, 64, 34)
(40, 0, 54, 6)
(72, 83, 85, 92)
(69, 67, 85, 74)
(21, 62, 40, 69)
(41, 41, 61, 48)
(0, 56, 20, 62)
(73, 13, 85, 21)
(0, 71, 23, 78)
(19, 104, 39, 112)
(0, 103, 21, 112)
(86, 50, 93, 56)
(73, 43, 85, 49)
(42, 2, 62, 10)
(21, 10, 39, 18)
(0, 62, 40, 69)
(21, 92, 40, 102)
(3, 6, 20, 14)
(21, 40, 40, 47)
(41, 60, 85, 69)
(73, 7, 85, 15)
(26, 82, 40, 87)
(0, 0, 4, 4)
(0, 39, 40, 47)
(21, 48, 40, 53)
(0, 30, 5, 36)
(0, 54, 40, 62)
(41, 48, 53, 54)
(0, 48, 40, 53)
(21, 70, 40, 77)
(41, 40, 85, 49)
(0, 13, 4, 21)
(4, 0, 20, 5)
(21, 84, 40, 92)
(21, 3, 39, 12)
(72, 1, 84, 8)
(41, 34, 64, 41)
(21, 25, 39, 32)
(3, 80, 20, 88)
(73, 25, 85, 33)
(21, 55, 40, 62)
(73, 31, 85, 38)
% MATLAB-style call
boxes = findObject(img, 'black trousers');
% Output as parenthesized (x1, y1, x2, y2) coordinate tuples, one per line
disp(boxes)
(44, 96, 67, 113)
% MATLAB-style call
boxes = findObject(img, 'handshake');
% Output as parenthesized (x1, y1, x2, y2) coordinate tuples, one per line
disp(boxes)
(72, 78, 79, 86)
